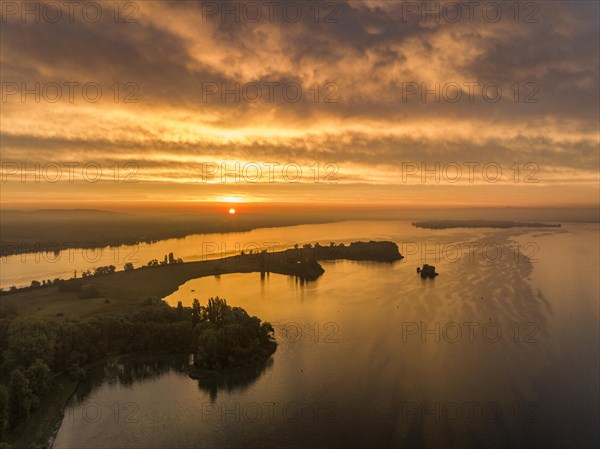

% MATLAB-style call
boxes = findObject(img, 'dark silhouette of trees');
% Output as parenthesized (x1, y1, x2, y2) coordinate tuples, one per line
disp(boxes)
(146, 253, 183, 268)
(204, 297, 228, 324)
(191, 299, 202, 326)
(8, 370, 33, 429)
(191, 297, 276, 374)
(25, 360, 50, 397)
(0, 385, 7, 438)
(94, 265, 116, 276)
(0, 296, 275, 433)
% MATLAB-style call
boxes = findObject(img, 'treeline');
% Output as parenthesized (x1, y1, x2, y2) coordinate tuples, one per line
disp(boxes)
(0, 253, 184, 296)
(144, 252, 183, 267)
(0, 297, 275, 439)
(191, 297, 276, 371)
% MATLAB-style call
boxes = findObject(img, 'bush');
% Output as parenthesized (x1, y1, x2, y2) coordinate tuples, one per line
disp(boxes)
(78, 285, 100, 299)
(56, 279, 82, 293)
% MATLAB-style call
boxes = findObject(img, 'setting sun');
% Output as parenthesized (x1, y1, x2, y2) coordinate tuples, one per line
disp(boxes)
(228, 208, 236, 214)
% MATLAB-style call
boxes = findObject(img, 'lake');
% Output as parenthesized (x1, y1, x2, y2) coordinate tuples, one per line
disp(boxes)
(35, 221, 600, 447)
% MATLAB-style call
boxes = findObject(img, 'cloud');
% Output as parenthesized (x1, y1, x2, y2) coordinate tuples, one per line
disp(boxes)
(0, 0, 598, 206)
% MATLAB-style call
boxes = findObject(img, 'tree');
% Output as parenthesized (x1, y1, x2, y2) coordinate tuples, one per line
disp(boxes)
(205, 297, 228, 324)
(8, 369, 34, 429)
(0, 385, 8, 438)
(191, 299, 201, 326)
(25, 359, 50, 396)
(94, 265, 116, 276)
(196, 328, 221, 367)
(124, 262, 134, 271)
(4, 320, 55, 367)
(260, 322, 275, 341)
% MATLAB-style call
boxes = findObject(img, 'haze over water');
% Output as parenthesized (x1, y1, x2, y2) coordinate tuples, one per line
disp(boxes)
(0, 219, 535, 288)
(52, 220, 599, 448)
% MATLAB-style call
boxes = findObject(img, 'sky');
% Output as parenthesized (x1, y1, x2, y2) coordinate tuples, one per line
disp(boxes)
(0, 0, 599, 210)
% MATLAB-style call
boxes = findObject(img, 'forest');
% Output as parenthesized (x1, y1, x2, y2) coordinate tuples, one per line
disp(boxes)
(0, 297, 276, 444)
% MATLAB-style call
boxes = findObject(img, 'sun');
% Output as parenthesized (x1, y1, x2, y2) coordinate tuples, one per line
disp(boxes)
(228, 208, 236, 214)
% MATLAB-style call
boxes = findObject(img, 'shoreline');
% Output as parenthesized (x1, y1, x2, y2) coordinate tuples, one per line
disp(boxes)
(189, 342, 277, 379)
(46, 351, 193, 449)
(46, 349, 277, 447)
(5, 215, 592, 259)
(0, 217, 343, 258)
(47, 378, 79, 449)
(412, 219, 562, 230)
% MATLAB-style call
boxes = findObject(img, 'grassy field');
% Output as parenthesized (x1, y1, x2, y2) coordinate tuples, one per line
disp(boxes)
(1, 256, 260, 319)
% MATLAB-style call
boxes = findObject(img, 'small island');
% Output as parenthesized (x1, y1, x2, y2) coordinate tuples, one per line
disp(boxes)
(412, 220, 561, 230)
(417, 264, 439, 279)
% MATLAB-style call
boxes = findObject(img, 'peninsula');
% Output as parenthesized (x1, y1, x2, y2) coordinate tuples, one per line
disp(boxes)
(0, 240, 402, 447)
(0, 241, 403, 319)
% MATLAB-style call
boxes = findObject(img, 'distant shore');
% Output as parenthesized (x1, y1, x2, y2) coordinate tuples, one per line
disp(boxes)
(4, 206, 597, 257)
(0, 209, 340, 257)
(412, 220, 561, 230)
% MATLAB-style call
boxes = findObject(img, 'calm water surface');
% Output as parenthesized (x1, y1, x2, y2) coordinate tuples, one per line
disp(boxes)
(48, 221, 598, 448)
